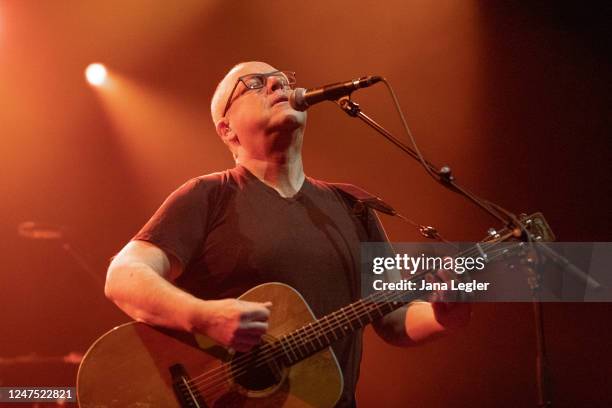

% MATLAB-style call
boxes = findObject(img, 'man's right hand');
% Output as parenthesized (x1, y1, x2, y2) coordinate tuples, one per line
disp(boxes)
(192, 299, 272, 352)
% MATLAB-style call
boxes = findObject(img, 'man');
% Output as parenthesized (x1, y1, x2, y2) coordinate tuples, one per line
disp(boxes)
(105, 61, 470, 407)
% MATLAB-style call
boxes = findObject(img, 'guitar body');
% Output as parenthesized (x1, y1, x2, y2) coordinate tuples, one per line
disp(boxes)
(77, 283, 343, 407)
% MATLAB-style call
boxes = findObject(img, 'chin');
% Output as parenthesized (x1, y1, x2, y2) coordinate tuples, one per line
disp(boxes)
(273, 110, 306, 132)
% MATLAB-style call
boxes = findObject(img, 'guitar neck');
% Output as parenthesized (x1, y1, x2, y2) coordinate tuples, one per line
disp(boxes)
(270, 212, 553, 367)
(272, 289, 415, 366)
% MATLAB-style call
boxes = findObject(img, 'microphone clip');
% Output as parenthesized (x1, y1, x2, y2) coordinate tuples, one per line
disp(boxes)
(336, 97, 361, 117)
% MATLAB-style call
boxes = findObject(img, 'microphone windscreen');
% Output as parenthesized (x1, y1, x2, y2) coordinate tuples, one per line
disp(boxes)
(289, 88, 308, 111)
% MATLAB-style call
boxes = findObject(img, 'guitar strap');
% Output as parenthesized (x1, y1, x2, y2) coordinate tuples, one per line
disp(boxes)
(329, 183, 396, 230)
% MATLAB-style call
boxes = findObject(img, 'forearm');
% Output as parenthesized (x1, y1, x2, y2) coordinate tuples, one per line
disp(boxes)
(374, 301, 471, 346)
(105, 263, 203, 332)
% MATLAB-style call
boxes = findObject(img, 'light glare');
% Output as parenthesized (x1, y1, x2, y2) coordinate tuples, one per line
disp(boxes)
(86, 63, 107, 86)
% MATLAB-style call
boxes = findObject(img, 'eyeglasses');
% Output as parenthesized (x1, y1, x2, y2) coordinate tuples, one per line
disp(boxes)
(222, 70, 297, 117)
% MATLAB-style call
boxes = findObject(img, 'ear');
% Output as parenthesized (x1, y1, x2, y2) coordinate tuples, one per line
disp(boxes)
(216, 118, 240, 148)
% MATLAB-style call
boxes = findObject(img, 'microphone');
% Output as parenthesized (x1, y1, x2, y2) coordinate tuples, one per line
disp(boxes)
(17, 221, 64, 240)
(289, 75, 383, 111)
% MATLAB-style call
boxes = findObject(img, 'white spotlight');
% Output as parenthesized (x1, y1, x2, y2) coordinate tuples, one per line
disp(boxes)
(85, 63, 107, 86)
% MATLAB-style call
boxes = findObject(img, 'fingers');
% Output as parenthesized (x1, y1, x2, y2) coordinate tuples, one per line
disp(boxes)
(438, 269, 455, 282)
(239, 320, 268, 331)
(200, 298, 274, 351)
(426, 270, 458, 303)
(425, 273, 443, 303)
(232, 323, 269, 352)
(232, 300, 272, 351)
(240, 301, 272, 322)
(236, 302, 271, 349)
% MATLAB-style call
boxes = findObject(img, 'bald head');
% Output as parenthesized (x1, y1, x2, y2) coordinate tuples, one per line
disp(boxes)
(210, 61, 277, 130)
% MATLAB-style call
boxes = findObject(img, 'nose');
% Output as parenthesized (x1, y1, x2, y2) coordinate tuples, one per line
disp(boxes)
(266, 75, 287, 93)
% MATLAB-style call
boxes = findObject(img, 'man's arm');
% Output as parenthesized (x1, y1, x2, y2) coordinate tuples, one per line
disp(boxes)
(105, 240, 272, 352)
(372, 301, 471, 347)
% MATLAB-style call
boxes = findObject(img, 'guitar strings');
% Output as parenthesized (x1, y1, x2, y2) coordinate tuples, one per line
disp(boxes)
(180, 286, 399, 400)
(179, 286, 396, 401)
(185, 280, 395, 391)
(185, 240, 513, 394)
(186, 240, 512, 396)
(184, 240, 516, 397)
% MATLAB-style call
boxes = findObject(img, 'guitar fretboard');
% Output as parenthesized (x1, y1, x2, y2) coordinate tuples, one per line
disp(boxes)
(272, 289, 416, 366)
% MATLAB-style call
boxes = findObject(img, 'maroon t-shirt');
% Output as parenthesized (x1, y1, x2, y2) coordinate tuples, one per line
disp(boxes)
(134, 165, 385, 407)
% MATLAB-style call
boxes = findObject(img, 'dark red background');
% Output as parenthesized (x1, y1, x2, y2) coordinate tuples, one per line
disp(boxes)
(1, 1, 610, 407)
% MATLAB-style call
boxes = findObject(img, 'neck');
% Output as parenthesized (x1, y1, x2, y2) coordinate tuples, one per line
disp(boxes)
(237, 154, 305, 198)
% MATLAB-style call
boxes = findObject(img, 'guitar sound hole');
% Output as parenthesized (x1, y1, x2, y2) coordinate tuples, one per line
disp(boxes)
(230, 347, 284, 392)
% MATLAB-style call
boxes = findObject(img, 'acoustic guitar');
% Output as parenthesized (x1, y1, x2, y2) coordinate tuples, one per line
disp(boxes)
(77, 213, 552, 407)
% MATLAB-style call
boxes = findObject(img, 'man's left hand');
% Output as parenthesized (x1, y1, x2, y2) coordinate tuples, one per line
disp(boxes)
(426, 269, 472, 330)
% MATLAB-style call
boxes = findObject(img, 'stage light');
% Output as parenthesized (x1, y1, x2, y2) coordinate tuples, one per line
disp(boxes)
(85, 63, 107, 86)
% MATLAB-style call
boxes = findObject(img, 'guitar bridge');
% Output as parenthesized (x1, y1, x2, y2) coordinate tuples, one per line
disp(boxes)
(170, 363, 207, 408)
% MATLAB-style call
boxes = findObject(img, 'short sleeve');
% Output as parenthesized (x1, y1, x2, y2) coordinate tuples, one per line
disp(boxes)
(132, 176, 219, 267)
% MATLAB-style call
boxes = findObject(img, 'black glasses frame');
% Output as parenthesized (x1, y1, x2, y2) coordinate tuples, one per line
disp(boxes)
(222, 70, 296, 117)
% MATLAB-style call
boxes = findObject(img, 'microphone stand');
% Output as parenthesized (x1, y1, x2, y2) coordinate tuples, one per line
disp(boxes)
(527, 258, 553, 408)
(335, 96, 553, 407)
(335, 97, 513, 227)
